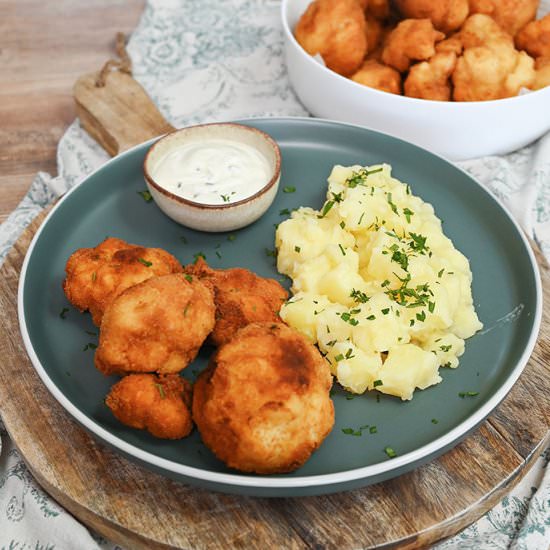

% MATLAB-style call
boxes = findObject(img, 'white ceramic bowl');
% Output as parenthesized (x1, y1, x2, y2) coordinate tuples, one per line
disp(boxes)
(144, 123, 281, 232)
(281, 0, 550, 161)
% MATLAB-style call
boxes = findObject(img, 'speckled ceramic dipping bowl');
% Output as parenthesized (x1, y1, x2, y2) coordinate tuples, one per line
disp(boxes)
(144, 123, 281, 232)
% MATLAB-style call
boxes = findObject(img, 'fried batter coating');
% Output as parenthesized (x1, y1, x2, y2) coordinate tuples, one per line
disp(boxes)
(192, 322, 335, 474)
(436, 34, 464, 55)
(516, 13, 550, 58)
(351, 59, 403, 94)
(365, 13, 385, 52)
(63, 237, 182, 326)
(381, 19, 445, 72)
(468, 0, 539, 36)
(532, 56, 550, 89)
(405, 52, 457, 100)
(295, 0, 368, 76)
(184, 258, 288, 347)
(395, 0, 470, 33)
(453, 14, 535, 100)
(95, 273, 215, 376)
(105, 373, 193, 439)
(368, 0, 392, 19)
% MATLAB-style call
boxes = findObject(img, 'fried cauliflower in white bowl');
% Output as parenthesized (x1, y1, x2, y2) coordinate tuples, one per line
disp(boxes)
(281, 0, 550, 160)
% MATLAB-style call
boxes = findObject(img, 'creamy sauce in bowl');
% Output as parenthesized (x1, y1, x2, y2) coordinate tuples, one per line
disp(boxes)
(150, 139, 272, 205)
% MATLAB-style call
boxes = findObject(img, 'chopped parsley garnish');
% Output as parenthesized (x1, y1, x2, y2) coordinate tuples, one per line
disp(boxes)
(459, 391, 479, 398)
(358, 212, 365, 225)
(440, 344, 452, 352)
(342, 428, 362, 436)
(373, 379, 383, 387)
(345, 348, 355, 359)
(338, 243, 346, 256)
(386, 192, 398, 215)
(216, 250, 222, 259)
(403, 207, 414, 223)
(340, 221, 346, 229)
(220, 194, 231, 203)
(184, 274, 193, 282)
(350, 289, 369, 303)
(138, 258, 152, 267)
(381, 308, 390, 315)
(283, 186, 296, 193)
(59, 307, 69, 319)
(82, 343, 97, 351)
(346, 167, 383, 188)
(431, 418, 439, 424)
(340, 312, 359, 326)
(366, 314, 376, 321)
(137, 190, 153, 202)
(227, 234, 236, 242)
(193, 252, 206, 263)
(428, 301, 436, 313)
(319, 200, 335, 218)
(154, 383, 166, 399)
(438, 268, 445, 278)
(416, 310, 426, 322)
(409, 232, 429, 255)
(334, 353, 345, 362)
(265, 248, 277, 258)
(384, 446, 397, 458)
(279, 208, 290, 215)
(294, 246, 301, 253)
(91, 272, 97, 282)
(369, 426, 378, 434)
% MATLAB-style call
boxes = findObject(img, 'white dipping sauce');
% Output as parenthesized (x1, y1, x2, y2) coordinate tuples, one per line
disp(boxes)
(151, 139, 272, 205)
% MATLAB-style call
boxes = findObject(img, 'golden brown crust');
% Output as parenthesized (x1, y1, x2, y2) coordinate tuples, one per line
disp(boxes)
(295, 0, 368, 76)
(63, 237, 182, 326)
(105, 373, 193, 439)
(381, 18, 445, 72)
(351, 59, 403, 94)
(405, 52, 457, 100)
(395, 0, 470, 33)
(468, 0, 538, 36)
(184, 258, 288, 347)
(192, 322, 335, 474)
(516, 13, 550, 58)
(532, 55, 550, 89)
(452, 14, 535, 100)
(95, 273, 215, 376)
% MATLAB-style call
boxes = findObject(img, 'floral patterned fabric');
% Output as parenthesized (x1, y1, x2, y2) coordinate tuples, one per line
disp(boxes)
(1, 0, 549, 548)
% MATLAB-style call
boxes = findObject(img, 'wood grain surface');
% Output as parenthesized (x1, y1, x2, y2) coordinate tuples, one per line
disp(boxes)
(0, 212, 548, 549)
(0, 0, 145, 224)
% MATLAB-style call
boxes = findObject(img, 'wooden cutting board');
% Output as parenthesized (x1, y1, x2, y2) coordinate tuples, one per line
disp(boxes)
(0, 65, 549, 549)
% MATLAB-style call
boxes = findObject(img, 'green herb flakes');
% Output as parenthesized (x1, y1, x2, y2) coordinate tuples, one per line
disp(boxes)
(138, 258, 152, 267)
(384, 446, 397, 458)
(283, 186, 296, 193)
(137, 190, 153, 203)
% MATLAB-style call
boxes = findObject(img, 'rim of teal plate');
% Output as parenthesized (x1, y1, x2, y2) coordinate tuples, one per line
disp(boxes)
(17, 116, 543, 489)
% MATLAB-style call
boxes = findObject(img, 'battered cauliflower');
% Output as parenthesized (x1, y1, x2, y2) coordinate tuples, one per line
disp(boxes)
(95, 273, 215, 376)
(468, 0, 539, 36)
(105, 373, 193, 439)
(516, 13, 550, 58)
(382, 19, 445, 72)
(395, 0, 470, 33)
(63, 237, 182, 326)
(192, 322, 334, 474)
(295, 0, 368, 76)
(405, 52, 458, 100)
(351, 59, 403, 94)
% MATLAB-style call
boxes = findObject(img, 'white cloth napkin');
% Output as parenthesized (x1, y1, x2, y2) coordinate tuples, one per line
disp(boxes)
(1, 1, 549, 548)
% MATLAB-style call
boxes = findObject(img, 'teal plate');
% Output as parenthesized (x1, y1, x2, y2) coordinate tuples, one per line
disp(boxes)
(18, 118, 542, 497)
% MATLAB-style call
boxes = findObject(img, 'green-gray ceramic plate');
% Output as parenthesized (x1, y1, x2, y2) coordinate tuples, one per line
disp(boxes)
(18, 118, 541, 497)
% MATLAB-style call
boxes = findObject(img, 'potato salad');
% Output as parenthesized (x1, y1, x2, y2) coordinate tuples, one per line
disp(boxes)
(276, 164, 483, 400)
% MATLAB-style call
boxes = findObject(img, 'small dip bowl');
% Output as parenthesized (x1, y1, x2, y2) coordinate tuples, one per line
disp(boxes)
(143, 123, 282, 232)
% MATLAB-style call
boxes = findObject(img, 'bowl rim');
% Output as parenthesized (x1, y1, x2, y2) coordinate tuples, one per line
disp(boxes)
(18, 116, 543, 490)
(280, 0, 550, 108)
(143, 122, 282, 210)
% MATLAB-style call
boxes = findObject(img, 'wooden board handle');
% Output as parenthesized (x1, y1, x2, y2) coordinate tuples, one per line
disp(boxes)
(74, 68, 174, 156)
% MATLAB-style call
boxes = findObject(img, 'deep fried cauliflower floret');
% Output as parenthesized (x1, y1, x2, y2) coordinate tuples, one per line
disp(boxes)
(192, 322, 335, 474)
(436, 34, 464, 55)
(468, 0, 538, 36)
(453, 14, 535, 100)
(63, 237, 182, 326)
(395, 0, 470, 33)
(295, 0, 368, 76)
(184, 258, 288, 347)
(405, 52, 457, 100)
(105, 374, 193, 439)
(381, 19, 445, 71)
(351, 59, 403, 94)
(516, 14, 550, 58)
(532, 56, 550, 89)
(95, 274, 215, 376)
